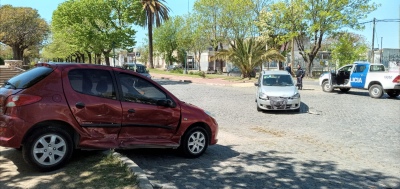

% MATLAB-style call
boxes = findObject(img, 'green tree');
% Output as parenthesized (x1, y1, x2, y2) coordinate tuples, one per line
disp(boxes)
(331, 32, 369, 67)
(136, 45, 149, 65)
(262, 0, 378, 77)
(0, 5, 49, 61)
(214, 38, 285, 79)
(141, 0, 171, 69)
(194, 0, 256, 72)
(51, 0, 142, 65)
(153, 16, 181, 66)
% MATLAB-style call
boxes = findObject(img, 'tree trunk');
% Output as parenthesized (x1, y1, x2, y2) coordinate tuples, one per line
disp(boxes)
(103, 50, 112, 66)
(196, 50, 201, 71)
(95, 53, 102, 64)
(12, 45, 24, 60)
(86, 51, 92, 64)
(148, 14, 154, 69)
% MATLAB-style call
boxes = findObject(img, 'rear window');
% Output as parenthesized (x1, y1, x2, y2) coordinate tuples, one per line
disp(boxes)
(370, 65, 385, 72)
(3, 67, 53, 89)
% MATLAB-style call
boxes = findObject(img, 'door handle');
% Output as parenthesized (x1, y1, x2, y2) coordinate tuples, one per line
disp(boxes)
(128, 109, 135, 113)
(76, 102, 85, 109)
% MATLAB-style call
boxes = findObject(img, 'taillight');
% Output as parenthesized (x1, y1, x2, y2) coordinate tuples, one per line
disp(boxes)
(393, 75, 400, 83)
(5, 94, 42, 107)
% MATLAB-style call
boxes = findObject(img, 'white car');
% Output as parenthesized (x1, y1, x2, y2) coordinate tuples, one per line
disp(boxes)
(255, 70, 301, 112)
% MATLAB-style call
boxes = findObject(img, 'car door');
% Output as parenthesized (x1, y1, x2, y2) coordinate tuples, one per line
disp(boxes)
(63, 68, 122, 148)
(350, 64, 367, 88)
(115, 72, 181, 147)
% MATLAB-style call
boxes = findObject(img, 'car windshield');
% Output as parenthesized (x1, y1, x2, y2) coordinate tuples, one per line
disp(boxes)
(262, 75, 293, 86)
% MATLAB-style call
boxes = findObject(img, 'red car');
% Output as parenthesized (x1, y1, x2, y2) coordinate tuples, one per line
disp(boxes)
(0, 63, 218, 171)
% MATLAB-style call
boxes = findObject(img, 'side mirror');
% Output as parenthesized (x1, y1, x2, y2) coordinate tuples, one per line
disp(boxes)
(156, 99, 176, 108)
(254, 83, 259, 87)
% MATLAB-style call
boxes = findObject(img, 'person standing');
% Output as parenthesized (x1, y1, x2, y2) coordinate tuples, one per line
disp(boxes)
(296, 64, 305, 90)
(285, 63, 292, 75)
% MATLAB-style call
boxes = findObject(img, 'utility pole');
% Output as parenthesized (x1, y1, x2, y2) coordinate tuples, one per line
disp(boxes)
(290, 0, 294, 76)
(380, 37, 383, 64)
(371, 18, 376, 63)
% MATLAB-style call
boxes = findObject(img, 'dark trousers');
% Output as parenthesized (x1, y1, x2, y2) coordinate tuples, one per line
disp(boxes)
(297, 77, 303, 89)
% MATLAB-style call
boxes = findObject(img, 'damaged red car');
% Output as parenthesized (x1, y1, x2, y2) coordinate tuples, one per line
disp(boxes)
(0, 63, 218, 171)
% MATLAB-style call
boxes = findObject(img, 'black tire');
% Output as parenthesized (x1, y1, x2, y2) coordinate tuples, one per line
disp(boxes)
(368, 84, 384, 98)
(294, 104, 301, 112)
(180, 126, 209, 158)
(339, 88, 350, 92)
(22, 126, 73, 172)
(386, 90, 400, 98)
(322, 81, 333, 92)
(256, 102, 262, 112)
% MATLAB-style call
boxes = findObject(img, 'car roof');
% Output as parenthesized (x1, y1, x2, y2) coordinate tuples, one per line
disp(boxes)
(261, 70, 290, 75)
(125, 63, 145, 66)
(39, 62, 113, 69)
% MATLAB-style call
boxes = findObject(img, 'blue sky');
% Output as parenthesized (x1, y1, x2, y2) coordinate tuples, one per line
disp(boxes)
(1, 0, 399, 48)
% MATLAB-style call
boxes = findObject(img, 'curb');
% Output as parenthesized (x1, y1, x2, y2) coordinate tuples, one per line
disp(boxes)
(112, 151, 154, 189)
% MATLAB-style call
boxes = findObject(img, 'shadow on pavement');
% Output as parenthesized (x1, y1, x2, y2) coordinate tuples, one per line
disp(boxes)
(334, 90, 400, 100)
(120, 146, 400, 189)
(259, 102, 310, 114)
(0, 148, 132, 189)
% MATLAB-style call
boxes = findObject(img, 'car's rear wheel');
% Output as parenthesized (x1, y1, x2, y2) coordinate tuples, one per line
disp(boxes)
(23, 126, 73, 172)
(322, 81, 333, 92)
(368, 84, 384, 98)
(180, 126, 208, 158)
(386, 90, 400, 98)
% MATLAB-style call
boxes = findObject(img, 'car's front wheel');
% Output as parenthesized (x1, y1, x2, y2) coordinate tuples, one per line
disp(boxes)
(322, 81, 334, 92)
(180, 126, 208, 158)
(256, 101, 262, 112)
(23, 126, 73, 171)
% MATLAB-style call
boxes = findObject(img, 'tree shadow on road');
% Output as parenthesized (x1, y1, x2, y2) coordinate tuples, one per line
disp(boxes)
(121, 146, 400, 189)
(0, 148, 138, 189)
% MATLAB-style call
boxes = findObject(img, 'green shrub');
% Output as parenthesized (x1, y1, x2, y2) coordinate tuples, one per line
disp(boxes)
(0, 57, 4, 65)
(170, 68, 183, 74)
(198, 71, 206, 78)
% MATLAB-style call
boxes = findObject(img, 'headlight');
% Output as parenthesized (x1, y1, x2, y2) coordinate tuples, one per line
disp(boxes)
(259, 92, 269, 100)
(289, 93, 300, 99)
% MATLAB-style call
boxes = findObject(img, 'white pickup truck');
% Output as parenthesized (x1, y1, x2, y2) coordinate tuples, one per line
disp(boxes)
(319, 62, 400, 98)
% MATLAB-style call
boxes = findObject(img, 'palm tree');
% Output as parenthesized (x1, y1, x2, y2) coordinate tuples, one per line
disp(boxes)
(215, 38, 285, 79)
(141, 0, 170, 69)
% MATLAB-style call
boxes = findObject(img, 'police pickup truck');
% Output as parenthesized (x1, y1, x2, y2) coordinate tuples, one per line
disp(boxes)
(319, 62, 400, 98)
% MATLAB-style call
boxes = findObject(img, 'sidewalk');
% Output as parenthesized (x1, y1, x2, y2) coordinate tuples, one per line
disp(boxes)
(150, 72, 318, 87)
(150, 73, 256, 87)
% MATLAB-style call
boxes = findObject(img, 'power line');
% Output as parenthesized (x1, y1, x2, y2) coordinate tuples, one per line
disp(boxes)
(359, 18, 400, 24)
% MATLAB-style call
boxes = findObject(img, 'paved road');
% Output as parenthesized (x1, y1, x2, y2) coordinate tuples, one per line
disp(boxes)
(120, 79, 400, 189)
